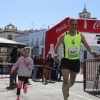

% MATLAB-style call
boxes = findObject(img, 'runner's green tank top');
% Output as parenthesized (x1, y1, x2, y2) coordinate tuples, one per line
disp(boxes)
(62, 31, 81, 60)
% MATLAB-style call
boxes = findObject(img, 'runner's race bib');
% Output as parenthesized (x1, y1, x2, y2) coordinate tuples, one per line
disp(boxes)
(67, 47, 78, 58)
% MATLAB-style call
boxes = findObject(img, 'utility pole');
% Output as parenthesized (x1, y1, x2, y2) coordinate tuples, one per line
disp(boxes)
(31, 23, 34, 30)
(41, 24, 46, 30)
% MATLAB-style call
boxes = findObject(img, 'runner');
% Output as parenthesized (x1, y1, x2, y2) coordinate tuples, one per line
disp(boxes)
(55, 18, 97, 100)
(10, 47, 33, 100)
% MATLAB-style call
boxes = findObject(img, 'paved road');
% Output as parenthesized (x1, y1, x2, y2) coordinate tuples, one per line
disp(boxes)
(0, 74, 100, 100)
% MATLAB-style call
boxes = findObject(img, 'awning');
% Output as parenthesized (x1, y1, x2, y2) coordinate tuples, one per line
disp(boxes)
(0, 37, 27, 47)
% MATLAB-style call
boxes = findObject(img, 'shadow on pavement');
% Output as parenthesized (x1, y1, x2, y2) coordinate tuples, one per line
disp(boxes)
(75, 81, 83, 83)
(85, 90, 100, 98)
(6, 86, 16, 90)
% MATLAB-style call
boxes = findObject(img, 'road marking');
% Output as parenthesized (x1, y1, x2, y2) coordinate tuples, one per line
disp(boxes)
(46, 85, 93, 100)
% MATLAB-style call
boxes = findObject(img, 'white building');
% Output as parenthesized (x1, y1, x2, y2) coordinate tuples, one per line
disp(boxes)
(29, 29, 46, 57)
(14, 33, 29, 46)
(14, 29, 46, 57)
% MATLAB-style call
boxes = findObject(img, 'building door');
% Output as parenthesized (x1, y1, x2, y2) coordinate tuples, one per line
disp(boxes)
(41, 48, 44, 57)
(84, 50, 87, 59)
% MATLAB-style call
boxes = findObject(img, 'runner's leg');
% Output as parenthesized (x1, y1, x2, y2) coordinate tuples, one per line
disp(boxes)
(68, 71, 77, 88)
(62, 69, 70, 100)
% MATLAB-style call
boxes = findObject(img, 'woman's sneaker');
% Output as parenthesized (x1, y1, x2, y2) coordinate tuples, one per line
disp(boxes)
(45, 80, 48, 83)
(49, 79, 51, 82)
(16, 98, 20, 100)
(32, 78, 37, 82)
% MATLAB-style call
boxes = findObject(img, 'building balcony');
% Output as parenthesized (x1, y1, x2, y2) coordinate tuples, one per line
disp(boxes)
(30, 42, 34, 46)
(40, 41, 44, 45)
(35, 41, 39, 46)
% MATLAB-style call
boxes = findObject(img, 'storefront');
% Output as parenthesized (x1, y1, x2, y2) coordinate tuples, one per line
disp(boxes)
(0, 37, 27, 74)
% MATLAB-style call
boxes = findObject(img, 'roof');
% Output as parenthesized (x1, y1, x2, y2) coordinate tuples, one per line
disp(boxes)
(0, 37, 27, 47)
(0, 23, 24, 34)
(79, 4, 90, 14)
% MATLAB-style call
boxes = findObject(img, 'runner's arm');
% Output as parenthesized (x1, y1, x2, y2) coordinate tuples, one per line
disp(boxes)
(55, 34, 64, 54)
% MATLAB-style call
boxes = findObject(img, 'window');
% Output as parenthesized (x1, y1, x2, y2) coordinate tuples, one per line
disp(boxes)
(42, 36, 44, 44)
(83, 15, 85, 18)
(87, 14, 90, 18)
(7, 35, 13, 40)
(37, 38, 39, 45)
(32, 38, 34, 45)
(80, 15, 82, 18)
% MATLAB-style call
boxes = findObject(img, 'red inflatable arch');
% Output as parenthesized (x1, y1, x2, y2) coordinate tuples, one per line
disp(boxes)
(45, 17, 100, 58)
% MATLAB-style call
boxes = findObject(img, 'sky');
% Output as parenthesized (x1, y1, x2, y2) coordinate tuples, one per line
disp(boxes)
(0, 0, 100, 31)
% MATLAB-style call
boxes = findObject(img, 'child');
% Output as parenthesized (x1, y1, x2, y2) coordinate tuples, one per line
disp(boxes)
(10, 47, 33, 100)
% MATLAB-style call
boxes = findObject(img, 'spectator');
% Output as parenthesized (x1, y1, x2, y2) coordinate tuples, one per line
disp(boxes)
(51, 55, 60, 80)
(37, 54, 44, 79)
(44, 52, 54, 83)
(32, 55, 39, 81)
(10, 46, 17, 87)
(17, 50, 23, 59)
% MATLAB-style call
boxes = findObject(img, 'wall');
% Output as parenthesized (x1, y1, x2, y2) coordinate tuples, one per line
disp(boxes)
(0, 23, 23, 40)
(0, 32, 22, 40)
(14, 30, 46, 57)
(29, 30, 46, 57)
(14, 33, 29, 45)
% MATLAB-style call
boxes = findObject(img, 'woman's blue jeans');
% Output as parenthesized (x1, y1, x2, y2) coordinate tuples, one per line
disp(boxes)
(32, 67, 38, 79)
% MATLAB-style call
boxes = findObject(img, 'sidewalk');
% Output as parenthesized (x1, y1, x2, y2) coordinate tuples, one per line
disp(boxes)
(0, 74, 100, 100)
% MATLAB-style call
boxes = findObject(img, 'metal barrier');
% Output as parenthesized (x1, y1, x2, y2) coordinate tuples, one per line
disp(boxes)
(34, 65, 45, 83)
(32, 65, 45, 82)
(0, 59, 47, 87)
(0, 60, 14, 87)
(83, 58, 100, 93)
(42, 64, 45, 82)
(0, 60, 13, 78)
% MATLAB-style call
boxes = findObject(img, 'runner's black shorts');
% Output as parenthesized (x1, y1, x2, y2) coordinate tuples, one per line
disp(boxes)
(61, 58, 80, 73)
